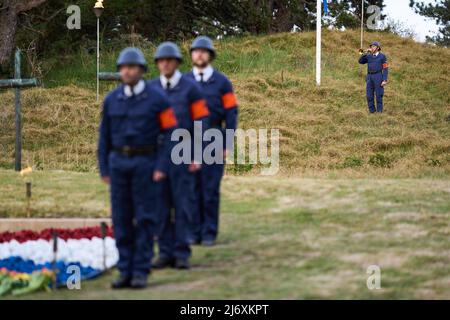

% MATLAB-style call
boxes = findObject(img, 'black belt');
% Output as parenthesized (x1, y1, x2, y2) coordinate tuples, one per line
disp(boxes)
(113, 145, 156, 157)
(368, 70, 382, 75)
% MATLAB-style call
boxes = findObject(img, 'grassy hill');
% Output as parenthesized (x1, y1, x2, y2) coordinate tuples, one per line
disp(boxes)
(0, 30, 449, 299)
(0, 29, 449, 177)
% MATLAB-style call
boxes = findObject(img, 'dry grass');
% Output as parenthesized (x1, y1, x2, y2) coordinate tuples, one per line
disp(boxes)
(0, 30, 449, 177)
(0, 86, 100, 172)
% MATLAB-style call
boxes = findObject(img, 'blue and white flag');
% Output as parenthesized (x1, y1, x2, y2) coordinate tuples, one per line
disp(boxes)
(323, 0, 329, 15)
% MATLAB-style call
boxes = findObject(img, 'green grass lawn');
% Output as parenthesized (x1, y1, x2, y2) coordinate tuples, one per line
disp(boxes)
(1, 169, 449, 299)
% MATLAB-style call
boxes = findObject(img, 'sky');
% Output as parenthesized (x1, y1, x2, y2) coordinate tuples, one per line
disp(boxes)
(383, 0, 440, 42)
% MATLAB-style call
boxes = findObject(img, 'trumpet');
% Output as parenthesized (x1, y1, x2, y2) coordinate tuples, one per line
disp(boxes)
(359, 48, 372, 55)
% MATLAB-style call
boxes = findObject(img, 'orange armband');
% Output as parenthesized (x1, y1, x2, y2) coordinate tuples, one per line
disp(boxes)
(159, 107, 177, 129)
(190, 99, 209, 120)
(221, 92, 237, 109)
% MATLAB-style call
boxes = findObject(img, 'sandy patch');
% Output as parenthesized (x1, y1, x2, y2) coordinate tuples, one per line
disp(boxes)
(339, 252, 409, 269)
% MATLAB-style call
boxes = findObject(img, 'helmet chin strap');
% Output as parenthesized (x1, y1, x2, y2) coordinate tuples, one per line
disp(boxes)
(163, 69, 177, 79)
(130, 79, 140, 87)
(124, 79, 139, 88)
(193, 62, 209, 70)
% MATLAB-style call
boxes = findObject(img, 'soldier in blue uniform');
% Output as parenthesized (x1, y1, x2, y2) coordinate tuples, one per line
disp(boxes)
(97, 48, 178, 288)
(186, 36, 238, 246)
(359, 41, 389, 113)
(149, 42, 210, 269)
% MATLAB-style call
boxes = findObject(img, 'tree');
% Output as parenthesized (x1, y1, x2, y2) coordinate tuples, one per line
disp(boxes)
(410, 0, 450, 46)
(1, 0, 387, 70)
(0, 0, 47, 67)
(328, 0, 386, 29)
(234, 0, 386, 33)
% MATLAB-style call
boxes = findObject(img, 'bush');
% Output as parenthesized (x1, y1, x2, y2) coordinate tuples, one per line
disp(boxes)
(369, 153, 392, 168)
(341, 156, 363, 168)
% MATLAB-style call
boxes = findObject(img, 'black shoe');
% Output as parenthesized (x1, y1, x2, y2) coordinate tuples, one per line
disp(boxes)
(175, 258, 190, 270)
(111, 275, 131, 289)
(201, 239, 215, 247)
(152, 257, 175, 269)
(130, 275, 148, 289)
(188, 238, 201, 245)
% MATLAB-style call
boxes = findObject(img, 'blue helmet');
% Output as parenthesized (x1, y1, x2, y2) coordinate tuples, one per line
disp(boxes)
(190, 36, 216, 59)
(154, 42, 183, 62)
(116, 47, 148, 71)
(370, 41, 381, 50)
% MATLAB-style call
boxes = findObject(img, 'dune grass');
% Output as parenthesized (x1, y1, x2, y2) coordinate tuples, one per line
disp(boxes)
(0, 169, 449, 299)
(0, 30, 449, 177)
(0, 30, 449, 300)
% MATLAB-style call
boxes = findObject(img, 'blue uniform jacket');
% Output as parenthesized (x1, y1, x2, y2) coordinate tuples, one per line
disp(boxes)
(149, 75, 209, 133)
(359, 52, 389, 82)
(97, 83, 178, 177)
(185, 69, 238, 132)
(149, 75, 210, 164)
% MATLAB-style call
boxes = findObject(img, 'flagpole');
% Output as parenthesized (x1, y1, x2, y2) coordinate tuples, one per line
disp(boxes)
(97, 17, 100, 102)
(93, 1, 104, 102)
(316, 0, 322, 86)
(361, 0, 364, 49)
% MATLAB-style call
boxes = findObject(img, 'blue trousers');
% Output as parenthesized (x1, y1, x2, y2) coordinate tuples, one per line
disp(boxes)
(157, 164, 195, 260)
(366, 73, 384, 113)
(109, 152, 160, 277)
(191, 162, 225, 242)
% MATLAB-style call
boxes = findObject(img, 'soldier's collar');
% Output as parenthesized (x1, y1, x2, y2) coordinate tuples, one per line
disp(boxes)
(160, 70, 182, 90)
(123, 79, 146, 97)
(193, 65, 214, 83)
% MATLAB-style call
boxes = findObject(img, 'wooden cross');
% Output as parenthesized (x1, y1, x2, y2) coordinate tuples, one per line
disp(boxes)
(99, 72, 120, 82)
(96, 71, 121, 99)
(0, 49, 39, 171)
